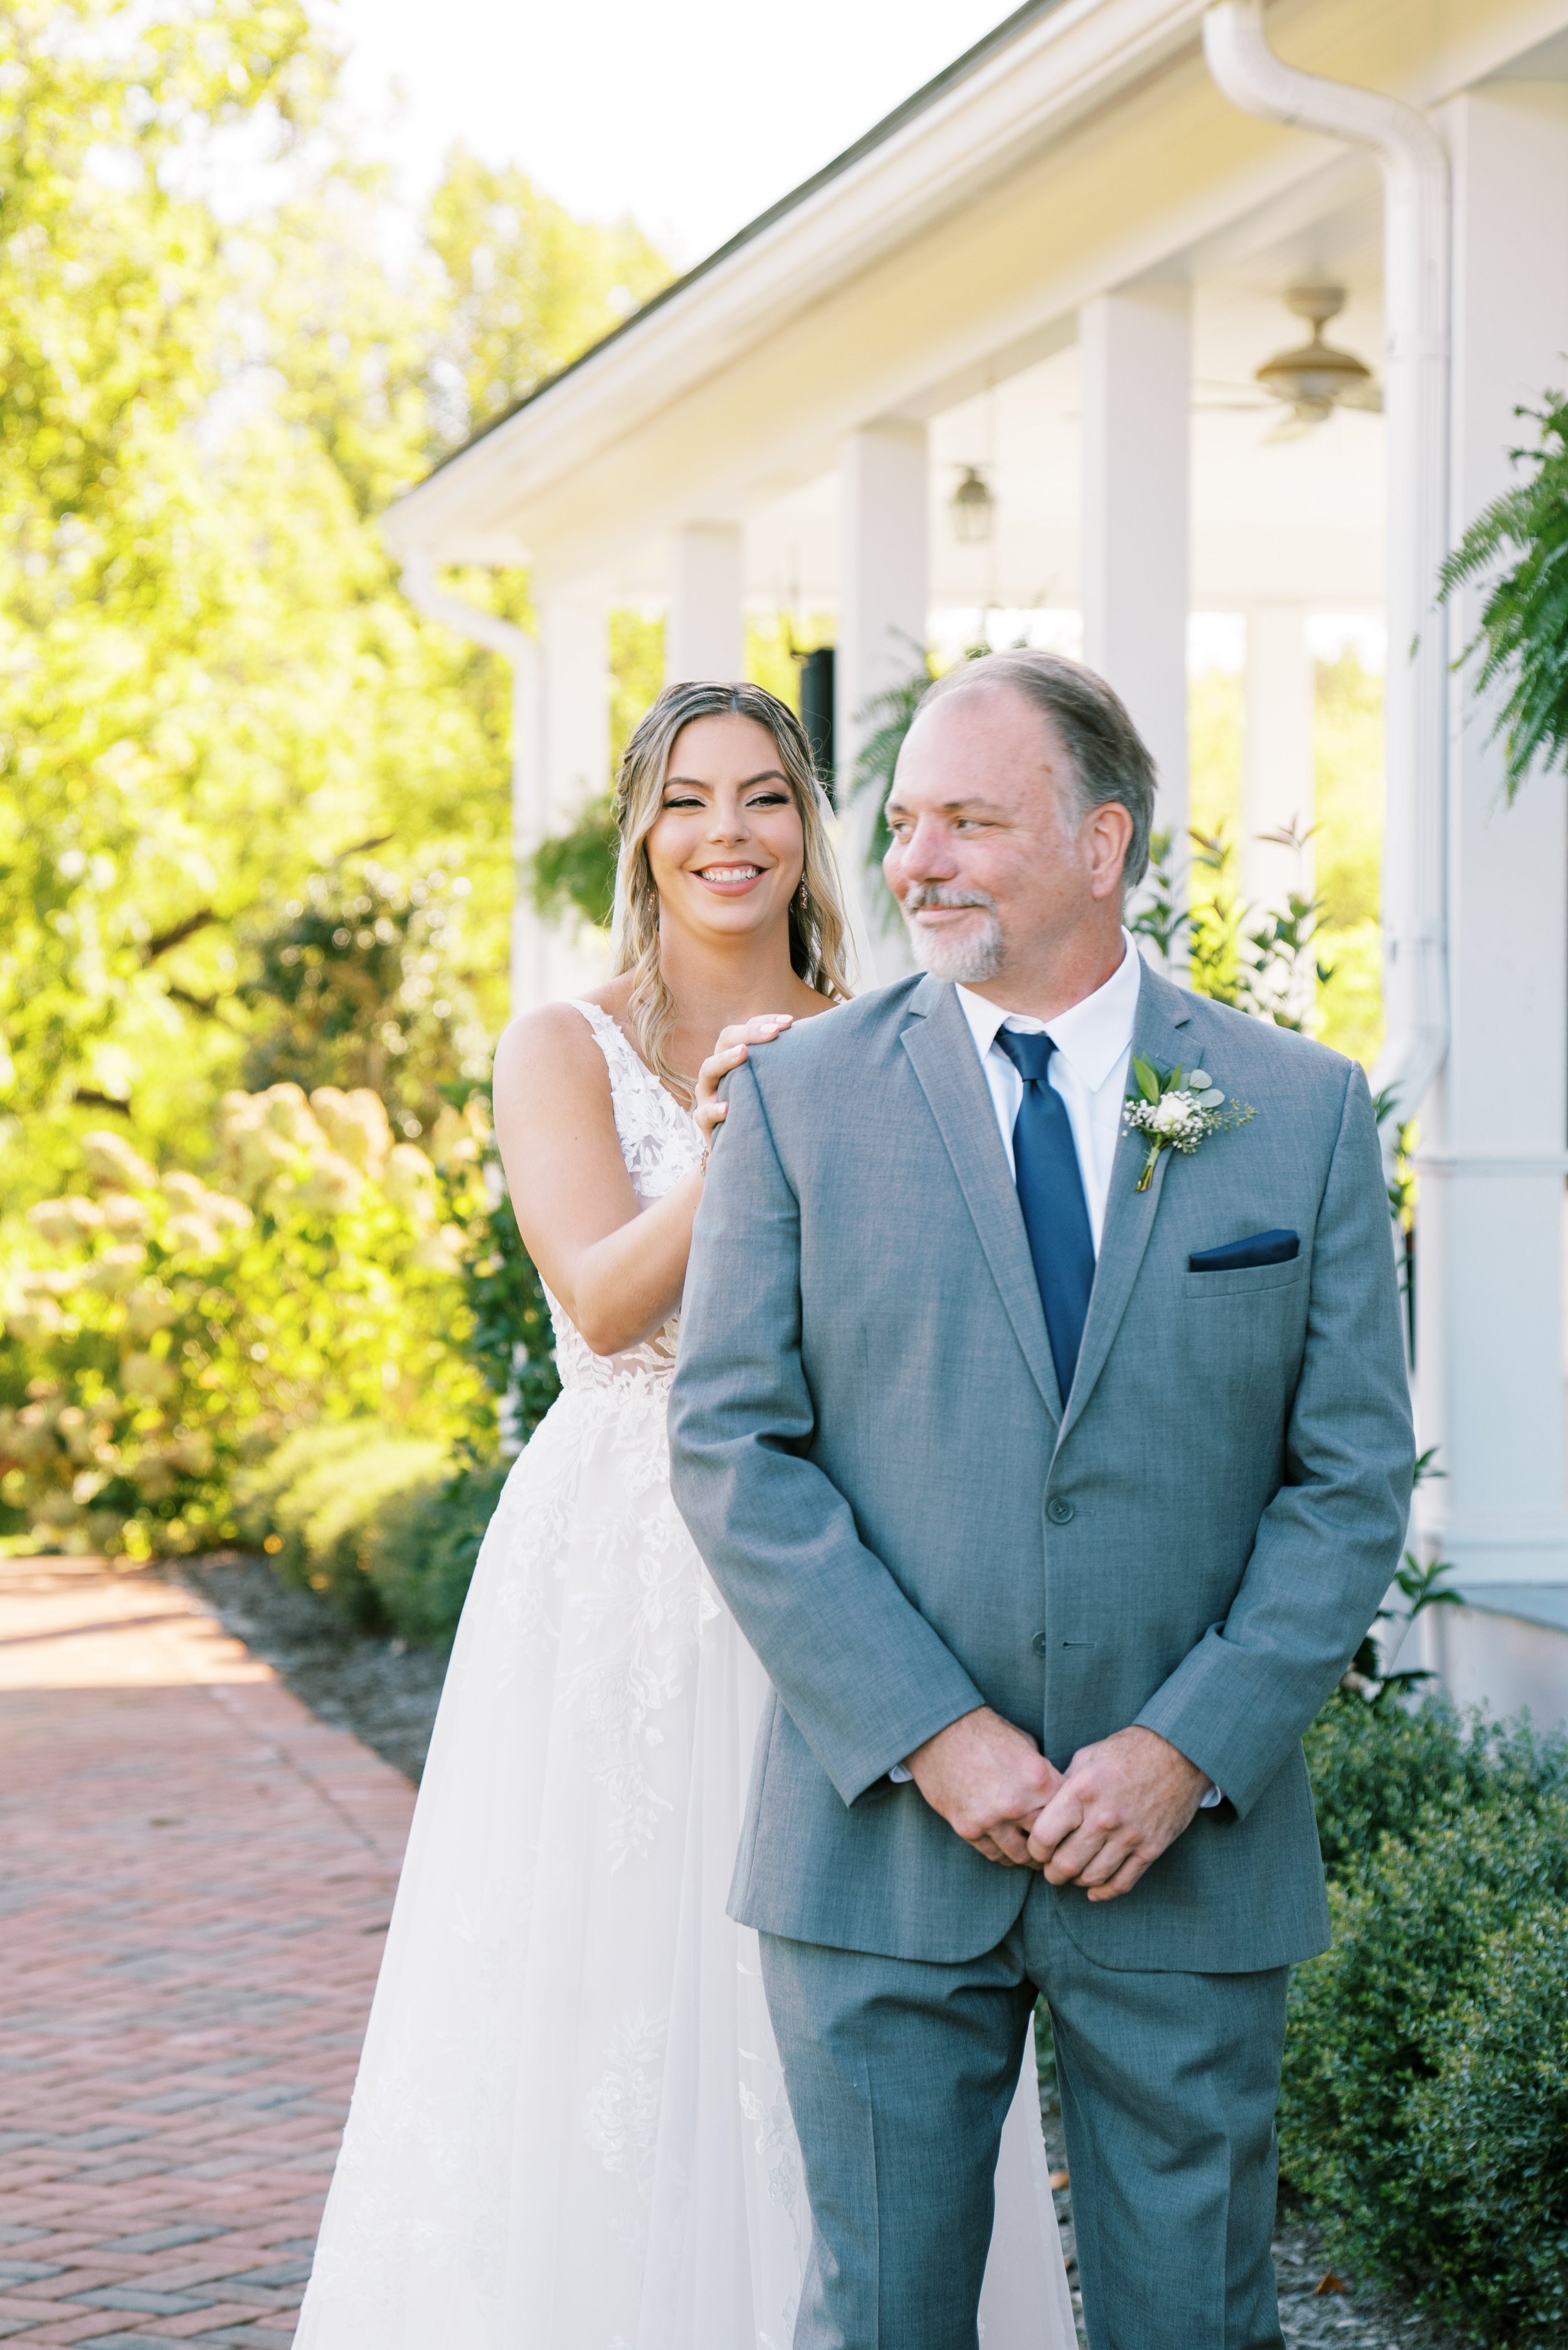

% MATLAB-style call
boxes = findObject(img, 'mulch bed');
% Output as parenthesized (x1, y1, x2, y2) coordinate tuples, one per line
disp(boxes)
(177, 1551, 1463, 2350)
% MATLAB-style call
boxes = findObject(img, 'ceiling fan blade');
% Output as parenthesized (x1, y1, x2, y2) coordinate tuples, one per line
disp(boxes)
(1338, 381, 1384, 413)
(1263, 412, 1315, 445)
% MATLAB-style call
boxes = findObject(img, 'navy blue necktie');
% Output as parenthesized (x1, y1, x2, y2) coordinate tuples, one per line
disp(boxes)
(994, 1027, 1095, 1399)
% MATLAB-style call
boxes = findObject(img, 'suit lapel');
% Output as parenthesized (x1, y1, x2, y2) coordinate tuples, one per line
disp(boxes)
(901, 980, 1062, 1426)
(1056, 960, 1193, 1446)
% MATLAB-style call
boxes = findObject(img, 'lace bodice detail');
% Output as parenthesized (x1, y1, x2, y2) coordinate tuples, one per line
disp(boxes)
(546, 1000, 704, 1390)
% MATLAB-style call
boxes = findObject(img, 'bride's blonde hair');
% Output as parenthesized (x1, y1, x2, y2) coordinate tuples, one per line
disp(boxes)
(612, 680, 854, 1099)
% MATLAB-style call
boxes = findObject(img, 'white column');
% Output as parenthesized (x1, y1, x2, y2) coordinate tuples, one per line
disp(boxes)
(509, 635, 546, 1012)
(529, 580, 612, 1009)
(1419, 84, 1568, 1587)
(1241, 605, 1316, 912)
(667, 523, 744, 684)
(837, 421, 929, 982)
(1079, 287, 1192, 869)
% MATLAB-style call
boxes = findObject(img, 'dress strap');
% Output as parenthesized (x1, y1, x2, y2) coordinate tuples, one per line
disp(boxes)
(567, 998, 661, 1098)
(566, 998, 621, 1049)
(566, 1000, 699, 1143)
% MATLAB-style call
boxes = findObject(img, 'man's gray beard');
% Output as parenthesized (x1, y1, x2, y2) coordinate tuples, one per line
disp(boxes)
(901, 888, 1005, 983)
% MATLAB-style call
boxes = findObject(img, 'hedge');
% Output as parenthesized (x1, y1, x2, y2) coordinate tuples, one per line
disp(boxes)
(1286, 1696, 1568, 2346)
(240, 1419, 506, 1644)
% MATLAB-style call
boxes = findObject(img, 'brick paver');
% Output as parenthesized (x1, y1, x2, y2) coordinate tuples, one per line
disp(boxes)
(0, 1559, 415, 2346)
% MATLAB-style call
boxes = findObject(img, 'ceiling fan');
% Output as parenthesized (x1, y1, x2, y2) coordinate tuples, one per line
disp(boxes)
(1194, 285, 1383, 442)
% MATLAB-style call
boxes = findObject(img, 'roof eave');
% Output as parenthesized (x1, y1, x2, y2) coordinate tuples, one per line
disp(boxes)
(384, 0, 1215, 561)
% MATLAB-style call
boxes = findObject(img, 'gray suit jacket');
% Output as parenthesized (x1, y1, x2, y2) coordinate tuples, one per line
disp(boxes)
(667, 962, 1414, 1972)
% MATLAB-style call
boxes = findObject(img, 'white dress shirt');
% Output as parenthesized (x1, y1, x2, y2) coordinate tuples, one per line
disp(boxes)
(900, 932, 1222, 1808)
(955, 929, 1142, 1254)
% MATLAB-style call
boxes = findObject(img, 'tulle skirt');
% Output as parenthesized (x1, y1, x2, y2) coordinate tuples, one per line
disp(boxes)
(295, 1368, 1074, 2347)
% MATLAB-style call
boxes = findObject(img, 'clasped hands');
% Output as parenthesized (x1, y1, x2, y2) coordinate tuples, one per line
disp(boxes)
(904, 1707, 1209, 1904)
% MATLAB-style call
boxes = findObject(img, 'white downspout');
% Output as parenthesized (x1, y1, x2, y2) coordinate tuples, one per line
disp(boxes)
(399, 551, 543, 1013)
(1202, 1, 1451, 1138)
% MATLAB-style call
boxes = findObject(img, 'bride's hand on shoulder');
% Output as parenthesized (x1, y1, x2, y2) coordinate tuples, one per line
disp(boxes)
(694, 1015, 793, 1154)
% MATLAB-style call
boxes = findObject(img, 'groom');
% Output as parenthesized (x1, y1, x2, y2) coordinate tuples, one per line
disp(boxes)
(668, 650, 1414, 2350)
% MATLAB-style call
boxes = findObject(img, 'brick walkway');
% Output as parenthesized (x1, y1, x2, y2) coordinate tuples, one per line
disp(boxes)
(0, 1557, 415, 2346)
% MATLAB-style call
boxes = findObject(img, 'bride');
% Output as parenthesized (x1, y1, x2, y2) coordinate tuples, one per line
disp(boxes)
(294, 680, 1074, 2348)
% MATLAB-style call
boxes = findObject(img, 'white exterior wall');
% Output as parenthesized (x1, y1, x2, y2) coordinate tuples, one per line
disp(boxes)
(1429, 1599, 1568, 1731)
(836, 422, 929, 982)
(1419, 83, 1568, 1594)
(667, 523, 745, 684)
(1080, 288, 1192, 867)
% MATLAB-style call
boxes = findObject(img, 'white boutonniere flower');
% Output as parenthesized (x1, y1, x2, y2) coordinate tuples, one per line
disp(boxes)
(1123, 1057, 1256, 1194)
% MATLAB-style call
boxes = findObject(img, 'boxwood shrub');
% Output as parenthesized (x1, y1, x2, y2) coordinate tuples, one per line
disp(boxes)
(1284, 1697, 1568, 2345)
(241, 1419, 509, 1644)
(359, 1458, 509, 1646)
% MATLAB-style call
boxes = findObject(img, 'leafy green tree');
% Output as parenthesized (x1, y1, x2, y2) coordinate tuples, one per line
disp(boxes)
(427, 149, 669, 447)
(0, 1094, 486, 1558)
(0, 0, 671, 1205)
(241, 862, 490, 1135)
(0, 0, 332, 1167)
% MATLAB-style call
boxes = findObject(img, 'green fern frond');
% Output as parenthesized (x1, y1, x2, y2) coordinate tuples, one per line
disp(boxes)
(1441, 393, 1568, 799)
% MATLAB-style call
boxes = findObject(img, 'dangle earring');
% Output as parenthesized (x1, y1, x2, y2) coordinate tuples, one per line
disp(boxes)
(798, 875, 809, 913)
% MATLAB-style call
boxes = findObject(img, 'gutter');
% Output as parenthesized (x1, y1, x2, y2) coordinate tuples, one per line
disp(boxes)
(1202, 0, 1451, 1140)
(399, 552, 531, 665)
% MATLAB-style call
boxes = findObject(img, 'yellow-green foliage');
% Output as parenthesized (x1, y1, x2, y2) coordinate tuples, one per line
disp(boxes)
(1186, 657, 1384, 1066)
(1314, 656, 1385, 1067)
(427, 152, 667, 447)
(0, 0, 672, 1205)
(237, 1422, 507, 1642)
(0, 1092, 489, 1560)
(1188, 669, 1245, 841)
(610, 611, 667, 773)
(744, 616, 838, 711)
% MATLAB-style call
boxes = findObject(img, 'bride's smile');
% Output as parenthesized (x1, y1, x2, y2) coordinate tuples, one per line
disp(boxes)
(646, 712, 808, 943)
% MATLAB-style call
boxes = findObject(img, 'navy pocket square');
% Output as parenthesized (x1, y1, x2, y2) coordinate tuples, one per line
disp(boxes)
(1189, 1229, 1299, 1273)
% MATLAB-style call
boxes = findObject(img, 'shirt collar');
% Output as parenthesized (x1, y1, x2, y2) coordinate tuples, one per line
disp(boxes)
(956, 931, 1142, 1093)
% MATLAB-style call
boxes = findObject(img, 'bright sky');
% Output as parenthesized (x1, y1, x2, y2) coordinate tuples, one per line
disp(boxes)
(327, 0, 1019, 268)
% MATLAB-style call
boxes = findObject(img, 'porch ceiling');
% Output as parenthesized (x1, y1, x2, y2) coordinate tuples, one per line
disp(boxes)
(385, 0, 1568, 585)
(618, 250, 1390, 613)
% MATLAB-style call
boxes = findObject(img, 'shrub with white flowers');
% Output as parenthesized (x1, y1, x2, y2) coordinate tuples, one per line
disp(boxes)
(0, 1088, 491, 1559)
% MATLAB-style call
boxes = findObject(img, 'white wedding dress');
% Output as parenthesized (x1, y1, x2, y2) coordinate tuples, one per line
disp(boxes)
(295, 1000, 1076, 2350)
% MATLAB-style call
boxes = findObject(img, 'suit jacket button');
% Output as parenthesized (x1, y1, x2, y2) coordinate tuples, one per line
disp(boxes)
(1047, 1496, 1075, 1524)
(1031, 1631, 1049, 1656)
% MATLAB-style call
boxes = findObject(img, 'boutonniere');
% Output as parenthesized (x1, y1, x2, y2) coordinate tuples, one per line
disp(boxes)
(1123, 1059, 1256, 1193)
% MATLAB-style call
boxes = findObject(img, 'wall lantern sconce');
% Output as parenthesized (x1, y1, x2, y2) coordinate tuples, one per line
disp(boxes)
(950, 465, 995, 544)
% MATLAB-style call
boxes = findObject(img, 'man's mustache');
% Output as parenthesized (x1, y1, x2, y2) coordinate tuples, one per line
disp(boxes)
(901, 883, 1000, 914)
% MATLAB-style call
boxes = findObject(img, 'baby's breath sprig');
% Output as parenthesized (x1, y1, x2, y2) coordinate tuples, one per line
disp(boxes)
(1123, 1057, 1256, 1194)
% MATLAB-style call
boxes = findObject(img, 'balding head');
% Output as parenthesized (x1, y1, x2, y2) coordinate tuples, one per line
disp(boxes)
(918, 651, 1157, 886)
(882, 652, 1147, 1016)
